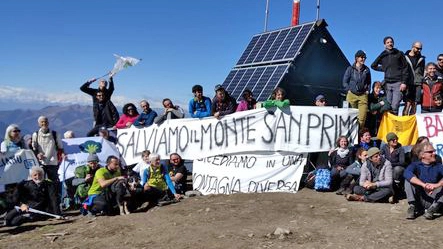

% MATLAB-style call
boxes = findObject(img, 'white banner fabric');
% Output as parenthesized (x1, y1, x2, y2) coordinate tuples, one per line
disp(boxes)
(192, 152, 307, 195)
(117, 106, 358, 164)
(58, 137, 123, 181)
(0, 149, 40, 185)
(416, 113, 443, 157)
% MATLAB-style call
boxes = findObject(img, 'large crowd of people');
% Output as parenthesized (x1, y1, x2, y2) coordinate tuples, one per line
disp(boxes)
(1, 36, 443, 227)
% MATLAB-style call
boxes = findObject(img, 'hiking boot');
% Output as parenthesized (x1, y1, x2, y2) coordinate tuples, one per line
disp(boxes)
(342, 188, 352, 195)
(388, 196, 396, 204)
(336, 188, 345, 195)
(424, 203, 441, 220)
(406, 204, 416, 220)
(346, 194, 364, 202)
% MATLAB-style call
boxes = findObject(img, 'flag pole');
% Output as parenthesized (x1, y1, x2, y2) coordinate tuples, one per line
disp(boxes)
(264, 0, 270, 32)
(316, 0, 321, 20)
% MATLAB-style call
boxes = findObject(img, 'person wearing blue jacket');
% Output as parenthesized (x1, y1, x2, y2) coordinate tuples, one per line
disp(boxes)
(404, 142, 443, 220)
(188, 84, 212, 118)
(141, 153, 180, 207)
(343, 50, 371, 128)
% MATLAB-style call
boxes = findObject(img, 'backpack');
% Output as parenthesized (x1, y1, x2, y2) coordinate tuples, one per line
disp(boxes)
(314, 168, 331, 191)
(33, 130, 63, 163)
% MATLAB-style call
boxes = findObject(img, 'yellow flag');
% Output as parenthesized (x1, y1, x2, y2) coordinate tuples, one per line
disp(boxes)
(377, 112, 418, 146)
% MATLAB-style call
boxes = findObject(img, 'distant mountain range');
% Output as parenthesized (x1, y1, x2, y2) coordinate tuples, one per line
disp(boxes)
(0, 104, 165, 139)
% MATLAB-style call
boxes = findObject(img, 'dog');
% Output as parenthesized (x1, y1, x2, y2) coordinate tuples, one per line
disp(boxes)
(111, 174, 142, 215)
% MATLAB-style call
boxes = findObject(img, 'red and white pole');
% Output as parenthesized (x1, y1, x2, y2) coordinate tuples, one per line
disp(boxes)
(291, 0, 300, 26)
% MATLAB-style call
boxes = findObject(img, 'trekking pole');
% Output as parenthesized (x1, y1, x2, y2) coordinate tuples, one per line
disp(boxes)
(14, 206, 66, 220)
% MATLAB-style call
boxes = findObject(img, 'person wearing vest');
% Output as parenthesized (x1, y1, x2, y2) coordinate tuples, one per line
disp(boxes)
(141, 153, 180, 207)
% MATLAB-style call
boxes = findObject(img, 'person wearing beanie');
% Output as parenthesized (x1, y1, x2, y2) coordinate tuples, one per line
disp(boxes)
(371, 36, 409, 115)
(72, 153, 102, 203)
(188, 84, 212, 118)
(314, 94, 327, 106)
(343, 49, 371, 129)
(380, 132, 406, 203)
(346, 146, 393, 202)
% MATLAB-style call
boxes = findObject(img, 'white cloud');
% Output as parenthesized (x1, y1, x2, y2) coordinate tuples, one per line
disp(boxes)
(0, 85, 131, 108)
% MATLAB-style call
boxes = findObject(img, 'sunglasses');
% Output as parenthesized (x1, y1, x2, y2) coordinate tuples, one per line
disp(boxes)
(414, 47, 422, 51)
(424, 150, 436, 154)
(12, 130, 21, 133)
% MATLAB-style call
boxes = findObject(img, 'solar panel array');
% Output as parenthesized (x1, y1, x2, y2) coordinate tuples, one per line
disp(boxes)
(222, 63, 291, 102)
(223, 22, 315, 101)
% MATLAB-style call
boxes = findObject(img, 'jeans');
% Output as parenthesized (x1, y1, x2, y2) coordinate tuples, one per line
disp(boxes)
(385, 82, 403, 114)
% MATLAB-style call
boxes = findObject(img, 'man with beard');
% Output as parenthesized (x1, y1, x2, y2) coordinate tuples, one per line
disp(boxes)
(83, 155, 125, 215)
(4, 166, 60, 226)
(346, 147, 393, 202)
(371, 36, 409, 115)
(403, 41, 425, 115)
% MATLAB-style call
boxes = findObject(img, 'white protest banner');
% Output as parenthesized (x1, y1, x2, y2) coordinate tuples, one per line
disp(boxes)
(58, 137, 123, 181)
(416, 113, 443, 157)
(117, 106, 358, 164)
(192, 152, 307, 195)
(0, 149, 39, 185)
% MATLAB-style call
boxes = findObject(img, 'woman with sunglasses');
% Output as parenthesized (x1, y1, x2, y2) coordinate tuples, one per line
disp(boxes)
(1, 124, 28, 154)
(114, 103, 140, 129)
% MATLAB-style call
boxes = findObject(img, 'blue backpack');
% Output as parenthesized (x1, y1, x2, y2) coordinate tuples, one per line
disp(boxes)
(314, 168, 331, 191)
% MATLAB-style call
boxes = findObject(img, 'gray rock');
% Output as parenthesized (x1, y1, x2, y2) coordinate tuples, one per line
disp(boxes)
(273, 227, 291, 235)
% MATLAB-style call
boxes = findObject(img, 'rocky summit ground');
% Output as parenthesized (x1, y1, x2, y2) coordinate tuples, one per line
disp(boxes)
(0, 189, 441, 249)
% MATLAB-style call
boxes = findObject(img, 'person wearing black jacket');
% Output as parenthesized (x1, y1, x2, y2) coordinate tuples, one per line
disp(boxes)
(81, 74, 119, 136)
(343, 50, 371, 129)
(4, 166, 60, 226)
(371, 36, 409, 115)
(403, 42, 425, 115)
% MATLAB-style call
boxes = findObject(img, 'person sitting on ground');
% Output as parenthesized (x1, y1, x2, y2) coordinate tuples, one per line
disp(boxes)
(4, 166, 60, 226)
(168, 153, 188, 195)
(328, 136, 353, 193)
(63, 130, 75, 139)
(421, 62, 443, 113)
(314, 94, 327, 106)
(154, 98, 184, 125)
(81, 74, 119, 137)
(83, 155, 125, 215)
(114, 103, 139, 129)
(411, 136, 442, 164)
(134, 100, 158, 127)
(262, 87, 290, 109)
(189, 84, 212, 118)
(366, 81, 391, 136)
(1, 124, 28, 154)
(212, 84, 236, 119)
(132, 150, 151, 184)
(236, 89, 257, 112)
(141, 153, 180, 207)
(404, 142, 443, 220)
(343, 148, 369, 194)
(380, 132, 406, 202)
(72, 153, 101, 204)
(346, 147, 393, 202)
(352, 128, 381, 160)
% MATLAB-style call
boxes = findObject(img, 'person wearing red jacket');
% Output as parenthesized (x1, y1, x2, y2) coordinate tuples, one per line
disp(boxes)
(421, 62, 443, 113)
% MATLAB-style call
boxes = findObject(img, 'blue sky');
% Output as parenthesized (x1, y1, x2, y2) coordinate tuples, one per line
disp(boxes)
(0, 0, 442, 110)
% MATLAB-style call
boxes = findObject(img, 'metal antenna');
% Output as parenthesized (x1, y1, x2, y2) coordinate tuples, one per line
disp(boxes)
(264, 0, 270, 32)
(316, 0, 321, 20)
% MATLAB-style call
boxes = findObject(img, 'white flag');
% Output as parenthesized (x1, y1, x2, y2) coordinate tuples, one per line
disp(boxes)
(110, 54, 141, 75)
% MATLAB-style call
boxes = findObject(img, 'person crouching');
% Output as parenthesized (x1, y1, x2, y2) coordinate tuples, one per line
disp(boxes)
(141, 153, 180, 208)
